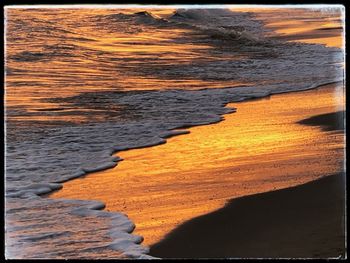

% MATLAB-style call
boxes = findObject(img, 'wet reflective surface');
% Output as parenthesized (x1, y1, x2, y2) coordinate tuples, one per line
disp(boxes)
(5, 8, 343, 123)
(51, 83, 345, 246)
(5, 8, 249, 121)
(5, 6, 345, 258)
(234, 7, 344, 48)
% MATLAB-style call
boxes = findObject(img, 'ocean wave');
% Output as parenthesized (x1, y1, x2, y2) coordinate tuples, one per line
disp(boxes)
(93, 10, 170, 31)
(93, 9, 266, 45)
(168, 9, 267, 44)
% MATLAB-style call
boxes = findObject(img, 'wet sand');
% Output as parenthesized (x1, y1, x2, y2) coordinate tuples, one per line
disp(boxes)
(150, 110, 345, 258)
(150, 172, 345, 258)
(236, 8, 344, 48)
(49, 83, 345, 250)
(298, 111, 345, 132)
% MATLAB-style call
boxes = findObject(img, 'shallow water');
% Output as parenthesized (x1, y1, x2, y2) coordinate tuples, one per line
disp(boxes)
(5, 6, 345, 259)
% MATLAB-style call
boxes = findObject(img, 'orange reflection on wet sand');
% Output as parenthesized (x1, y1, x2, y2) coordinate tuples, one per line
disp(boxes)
(50, 83, 345, 246)
(233, 8, 344, 48)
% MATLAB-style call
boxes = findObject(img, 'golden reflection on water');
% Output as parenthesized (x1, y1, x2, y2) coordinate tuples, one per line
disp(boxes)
(50, 83, 345, 246)
(232, 8, 344, 48)
(5, 7, 343, 125)
(5, 8, 249, 127)
(5, 8, 244, 118)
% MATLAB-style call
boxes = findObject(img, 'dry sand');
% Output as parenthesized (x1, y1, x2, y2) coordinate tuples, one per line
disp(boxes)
(150, 111, 346, 258)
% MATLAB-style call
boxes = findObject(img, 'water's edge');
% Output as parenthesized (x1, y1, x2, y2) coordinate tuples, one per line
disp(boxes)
(4, 7, 345, 259)
(39, 79, 343, 259)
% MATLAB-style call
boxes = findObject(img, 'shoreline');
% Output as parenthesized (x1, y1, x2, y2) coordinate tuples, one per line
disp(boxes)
(44, 80, 342, 188)
(149, 110, 346, 258)
(48, 82, 345, 255)
(5, 7, 345, 259)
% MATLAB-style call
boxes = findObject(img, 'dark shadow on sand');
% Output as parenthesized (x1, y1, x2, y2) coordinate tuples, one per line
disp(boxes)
(297, 111, 345, 132)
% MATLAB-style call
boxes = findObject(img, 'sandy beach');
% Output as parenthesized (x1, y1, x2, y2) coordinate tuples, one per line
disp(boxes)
(150, 109, 345, 258)
(49, 82, 345, 255)
(151, 173, 345, 258)
(150, 172, 345, 258)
